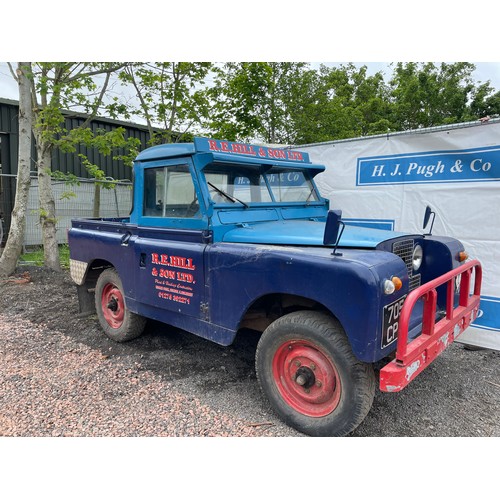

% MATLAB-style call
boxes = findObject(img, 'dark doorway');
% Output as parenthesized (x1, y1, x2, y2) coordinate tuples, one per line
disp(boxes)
(0, 134, 13, 246)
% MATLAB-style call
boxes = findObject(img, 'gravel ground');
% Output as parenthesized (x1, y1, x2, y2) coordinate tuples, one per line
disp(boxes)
(0, 266, 499, 438)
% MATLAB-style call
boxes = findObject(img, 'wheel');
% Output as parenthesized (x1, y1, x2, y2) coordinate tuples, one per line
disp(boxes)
(255, 311, 375, 437)
(95, 268, 146, 342)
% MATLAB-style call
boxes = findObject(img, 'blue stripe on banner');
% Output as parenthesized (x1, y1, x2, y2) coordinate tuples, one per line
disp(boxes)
(344, 219, 395, 230)
(473, 296, 500, 332)
(356, 144, 500, 186)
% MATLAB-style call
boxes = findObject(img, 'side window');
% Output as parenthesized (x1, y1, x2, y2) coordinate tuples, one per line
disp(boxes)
(143, 165, 200, 218)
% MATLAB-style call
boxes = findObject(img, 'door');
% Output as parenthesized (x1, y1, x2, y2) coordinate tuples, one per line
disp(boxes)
(133, 162, 209, 320)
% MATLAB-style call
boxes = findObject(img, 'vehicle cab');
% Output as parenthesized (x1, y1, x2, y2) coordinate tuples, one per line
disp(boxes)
(130, 137, 329, 241)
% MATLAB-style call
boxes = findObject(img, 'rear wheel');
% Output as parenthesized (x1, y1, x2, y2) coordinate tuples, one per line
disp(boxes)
(95, 268, 146, 342)
(255, 311, 375, 436)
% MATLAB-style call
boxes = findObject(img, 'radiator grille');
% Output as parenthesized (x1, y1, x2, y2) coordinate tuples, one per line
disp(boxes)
(392, 239, 421, 291)
(409, 274, 421, 290)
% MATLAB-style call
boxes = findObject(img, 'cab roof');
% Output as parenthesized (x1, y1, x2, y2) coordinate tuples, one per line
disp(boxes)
(134, 137, 325, 175)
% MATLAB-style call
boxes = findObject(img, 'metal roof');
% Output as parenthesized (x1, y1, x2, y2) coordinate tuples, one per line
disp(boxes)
(296, 117, 500, 148)
(0, 97, 151, 133)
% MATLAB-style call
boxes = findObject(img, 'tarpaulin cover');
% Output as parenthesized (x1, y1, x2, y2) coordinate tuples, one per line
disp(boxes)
(300, 120, 500, 350)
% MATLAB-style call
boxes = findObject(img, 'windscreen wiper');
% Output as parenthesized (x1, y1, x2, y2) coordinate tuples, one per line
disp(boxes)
(207, 182, 249, 208)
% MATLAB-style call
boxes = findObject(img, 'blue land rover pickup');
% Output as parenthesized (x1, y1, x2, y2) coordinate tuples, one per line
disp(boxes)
(68, 137, 482, 436)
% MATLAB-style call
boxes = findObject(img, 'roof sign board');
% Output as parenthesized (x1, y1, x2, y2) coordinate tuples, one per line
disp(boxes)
(194, 137, 310, 163)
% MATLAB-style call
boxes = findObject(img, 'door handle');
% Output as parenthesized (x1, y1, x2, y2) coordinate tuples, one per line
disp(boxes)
(121, 232, 132, 246)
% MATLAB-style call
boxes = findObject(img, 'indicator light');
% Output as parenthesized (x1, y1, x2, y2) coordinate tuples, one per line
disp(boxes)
(392, 276, 403, 291)
(384, 277, 403, 295)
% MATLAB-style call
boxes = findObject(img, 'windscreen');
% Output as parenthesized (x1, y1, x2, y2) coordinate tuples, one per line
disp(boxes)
(203, 165, 320, 205)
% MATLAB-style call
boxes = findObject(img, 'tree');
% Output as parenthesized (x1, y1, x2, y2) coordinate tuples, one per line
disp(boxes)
(290, 63, 392, 144)
(209, 62, 310, 144)
(26, 62, 132, 270)
(0, 63, 33, 277)
(469, 81, 500, 119)
(119, 62, 213, 144)
(388, 62, 477, 130)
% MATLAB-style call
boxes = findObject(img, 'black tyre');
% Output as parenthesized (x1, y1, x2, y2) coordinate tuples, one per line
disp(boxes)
(255, 311, 375, 437)
(95, 268, 146, 342)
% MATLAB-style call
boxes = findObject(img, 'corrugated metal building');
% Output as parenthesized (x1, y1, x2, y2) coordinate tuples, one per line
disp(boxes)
(0, 97, 153, 245)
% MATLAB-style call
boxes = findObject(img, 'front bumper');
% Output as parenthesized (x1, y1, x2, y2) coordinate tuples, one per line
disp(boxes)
(379, 259, 482, 392)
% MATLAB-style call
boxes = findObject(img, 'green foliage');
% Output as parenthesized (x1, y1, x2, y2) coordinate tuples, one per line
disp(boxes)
(22, 62, 139, 259)
(67, 127, 140, 183)
(288, 63, 393, 143)
(23, 61, 500, 167)
(119, 62, 213, 145)
(50, 171, 80, 186)
(31, 207, 57, 227)
(209, 62, 311, 143)
(206, 61, 498, 144)
(388, 62, 477, 129)
(19, 244, 70, 269)
(59, 190, 77, 201)
(11, 60, 499, 272)
(50, 124, 139, 189)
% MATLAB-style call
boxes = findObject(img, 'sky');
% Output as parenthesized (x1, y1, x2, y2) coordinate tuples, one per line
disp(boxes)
(2, 61, 500, 104)
(2, 2, 499, 99)
(2, 1, 499, 101)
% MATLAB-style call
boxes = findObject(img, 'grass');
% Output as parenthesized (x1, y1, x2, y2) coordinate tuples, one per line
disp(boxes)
(18, 245, 70, 269)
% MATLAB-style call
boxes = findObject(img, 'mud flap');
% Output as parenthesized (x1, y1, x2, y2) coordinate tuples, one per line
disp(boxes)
(76, 282, 96, 317)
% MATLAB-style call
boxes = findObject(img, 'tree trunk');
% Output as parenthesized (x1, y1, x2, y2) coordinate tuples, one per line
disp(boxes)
(0, 63, 33, 277)
(93, 182, 101, 218)
(36, 142, 60, 271)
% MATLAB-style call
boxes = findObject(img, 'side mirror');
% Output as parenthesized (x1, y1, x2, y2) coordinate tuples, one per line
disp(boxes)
(423, 205, 436, 235)
(323, 210, 345, 256)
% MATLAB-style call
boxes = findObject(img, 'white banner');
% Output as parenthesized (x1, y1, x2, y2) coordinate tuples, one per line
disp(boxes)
(300, 119, 500, 350)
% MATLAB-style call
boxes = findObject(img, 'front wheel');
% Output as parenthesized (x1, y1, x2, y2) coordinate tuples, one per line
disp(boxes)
(255, 311, 375, 437)
(95, 268, 146, 342)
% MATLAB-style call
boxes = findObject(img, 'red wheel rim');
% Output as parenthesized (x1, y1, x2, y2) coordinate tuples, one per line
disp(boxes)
(101, 282, 125, 329)
(272, 340, 341, 417)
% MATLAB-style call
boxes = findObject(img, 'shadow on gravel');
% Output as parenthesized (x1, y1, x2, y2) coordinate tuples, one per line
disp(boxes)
(107, 319, 261, 391)
(1, 266, 262, 393)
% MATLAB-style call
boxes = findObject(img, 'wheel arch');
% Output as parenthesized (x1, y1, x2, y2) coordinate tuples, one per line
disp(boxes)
(237, 292, 336, 334)
(84, 258, 116, 284)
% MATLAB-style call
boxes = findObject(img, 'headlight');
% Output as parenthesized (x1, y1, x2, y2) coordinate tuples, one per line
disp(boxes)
(412, 244, 423, 271)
